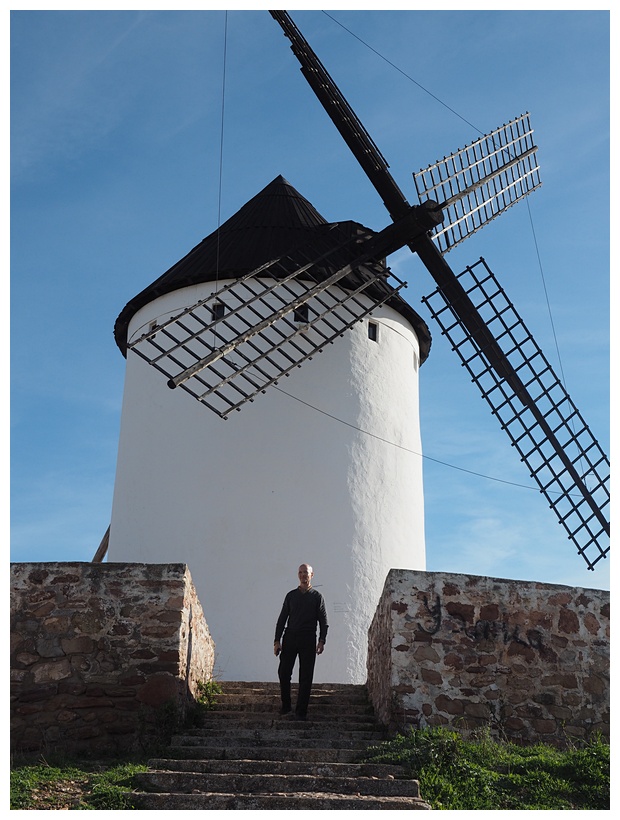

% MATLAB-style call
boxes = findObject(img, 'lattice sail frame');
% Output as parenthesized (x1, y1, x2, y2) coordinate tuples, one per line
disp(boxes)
(422, 258, 610, 570)
(127, 244, 406, 419)
(414, 113, 541, 254)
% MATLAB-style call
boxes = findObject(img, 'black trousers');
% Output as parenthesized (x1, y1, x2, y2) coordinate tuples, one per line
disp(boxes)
(278, 631, 317, 717)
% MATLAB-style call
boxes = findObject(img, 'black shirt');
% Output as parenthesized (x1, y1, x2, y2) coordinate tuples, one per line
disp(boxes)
(275, 587, 329, 644)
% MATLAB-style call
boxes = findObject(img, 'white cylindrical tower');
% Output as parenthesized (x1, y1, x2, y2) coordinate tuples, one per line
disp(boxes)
(108, 176, 431, 683)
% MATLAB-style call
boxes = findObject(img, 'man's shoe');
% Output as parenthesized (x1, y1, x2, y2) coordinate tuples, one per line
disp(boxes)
(293, 712, 307, 721)
(279, 706, 292, 716)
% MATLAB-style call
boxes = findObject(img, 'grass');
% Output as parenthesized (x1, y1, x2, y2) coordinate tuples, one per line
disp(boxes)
(10, 758, 150, 810)
(362, 726, 610, 810)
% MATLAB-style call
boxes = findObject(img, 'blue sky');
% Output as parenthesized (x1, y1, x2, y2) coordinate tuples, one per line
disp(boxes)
(10, 7, 611, 592)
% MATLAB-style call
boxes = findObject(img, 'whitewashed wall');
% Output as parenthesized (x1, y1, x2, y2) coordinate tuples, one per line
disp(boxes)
(108, 278, 426, 683)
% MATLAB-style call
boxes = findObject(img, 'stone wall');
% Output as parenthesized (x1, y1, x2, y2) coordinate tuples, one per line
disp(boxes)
(367, 569, 609, 747)
(10, 562, 215, 756)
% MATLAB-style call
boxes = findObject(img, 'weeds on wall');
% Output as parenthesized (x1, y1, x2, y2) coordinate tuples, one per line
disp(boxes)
(195, 678, 223, 709)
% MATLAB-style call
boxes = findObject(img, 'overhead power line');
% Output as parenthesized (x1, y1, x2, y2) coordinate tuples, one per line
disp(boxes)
(274, 385, 546, 494)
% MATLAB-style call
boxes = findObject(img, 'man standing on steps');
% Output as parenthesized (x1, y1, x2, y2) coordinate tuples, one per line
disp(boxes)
(274, 563, 329, 721)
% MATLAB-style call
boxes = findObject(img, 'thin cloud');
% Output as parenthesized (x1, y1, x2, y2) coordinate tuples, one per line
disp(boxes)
(11, 12, 150, 180)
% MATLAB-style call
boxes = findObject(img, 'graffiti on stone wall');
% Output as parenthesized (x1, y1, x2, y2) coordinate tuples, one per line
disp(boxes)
(417, 593, 545, 652)
(417, 595, 442, 635)
(464, 618, 544, 650)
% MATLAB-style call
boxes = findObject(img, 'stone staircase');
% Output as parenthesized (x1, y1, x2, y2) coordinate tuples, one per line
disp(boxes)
(131, 681, 431, 810)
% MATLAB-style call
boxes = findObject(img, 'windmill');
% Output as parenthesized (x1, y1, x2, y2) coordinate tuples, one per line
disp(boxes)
(125, 10, 609, 573)
(271, 11, 610, 574)
(107, 11, 608, 682)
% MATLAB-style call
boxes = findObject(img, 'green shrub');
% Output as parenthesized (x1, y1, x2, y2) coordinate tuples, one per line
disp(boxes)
(196, 677, 223, 709)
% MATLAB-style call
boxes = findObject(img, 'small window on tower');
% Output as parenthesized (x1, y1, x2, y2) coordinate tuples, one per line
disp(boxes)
(368, 321, 378, 342)
(294, 304, 309, 323)
(211, 301, 226, 321)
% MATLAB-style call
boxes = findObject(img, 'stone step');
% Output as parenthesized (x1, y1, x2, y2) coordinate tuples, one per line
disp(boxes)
(132, 791, 431, 810)
(220, 681, 366, 692)
(203, 708, 377, 725)
(214, 697, 372, 712)
(197, 718, 379, 734)
(166, 745, 367, 763)
(134, 770, 422, 798)
(172, 734, 375, 750)
(209, 694, 373, 720)
(218, 682, 371, 705)
(178, 724, 384, 742)
(147, 757, 408, 779)
(218, 687, 369, 699)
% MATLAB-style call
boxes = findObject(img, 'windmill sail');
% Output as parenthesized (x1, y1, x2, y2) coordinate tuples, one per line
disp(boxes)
(413, 113, 541, 253)
(127, 221, 420, 418)
(270, 10, 609, 568)
(422, 258, 609, 571)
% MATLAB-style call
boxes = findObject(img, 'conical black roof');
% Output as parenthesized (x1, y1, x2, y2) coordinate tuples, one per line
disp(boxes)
(114, 175, 431, 360)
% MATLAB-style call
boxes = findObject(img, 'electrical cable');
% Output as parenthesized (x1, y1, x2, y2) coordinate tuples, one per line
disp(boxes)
(321, 10, 484, 136)
(273, 385, 545, 494)
(214, 11, 228, 295)
(321, 10, 568, 391)
(319, 9, 585, 480)
(210, 12, 581, 499)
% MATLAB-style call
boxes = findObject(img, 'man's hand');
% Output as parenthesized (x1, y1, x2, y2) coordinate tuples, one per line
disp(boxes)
(316, 640, 325, 655)
(274, 641, 281, 657)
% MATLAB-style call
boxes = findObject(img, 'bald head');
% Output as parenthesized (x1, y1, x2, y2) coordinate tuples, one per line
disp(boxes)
(298, 564, 314, 591)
